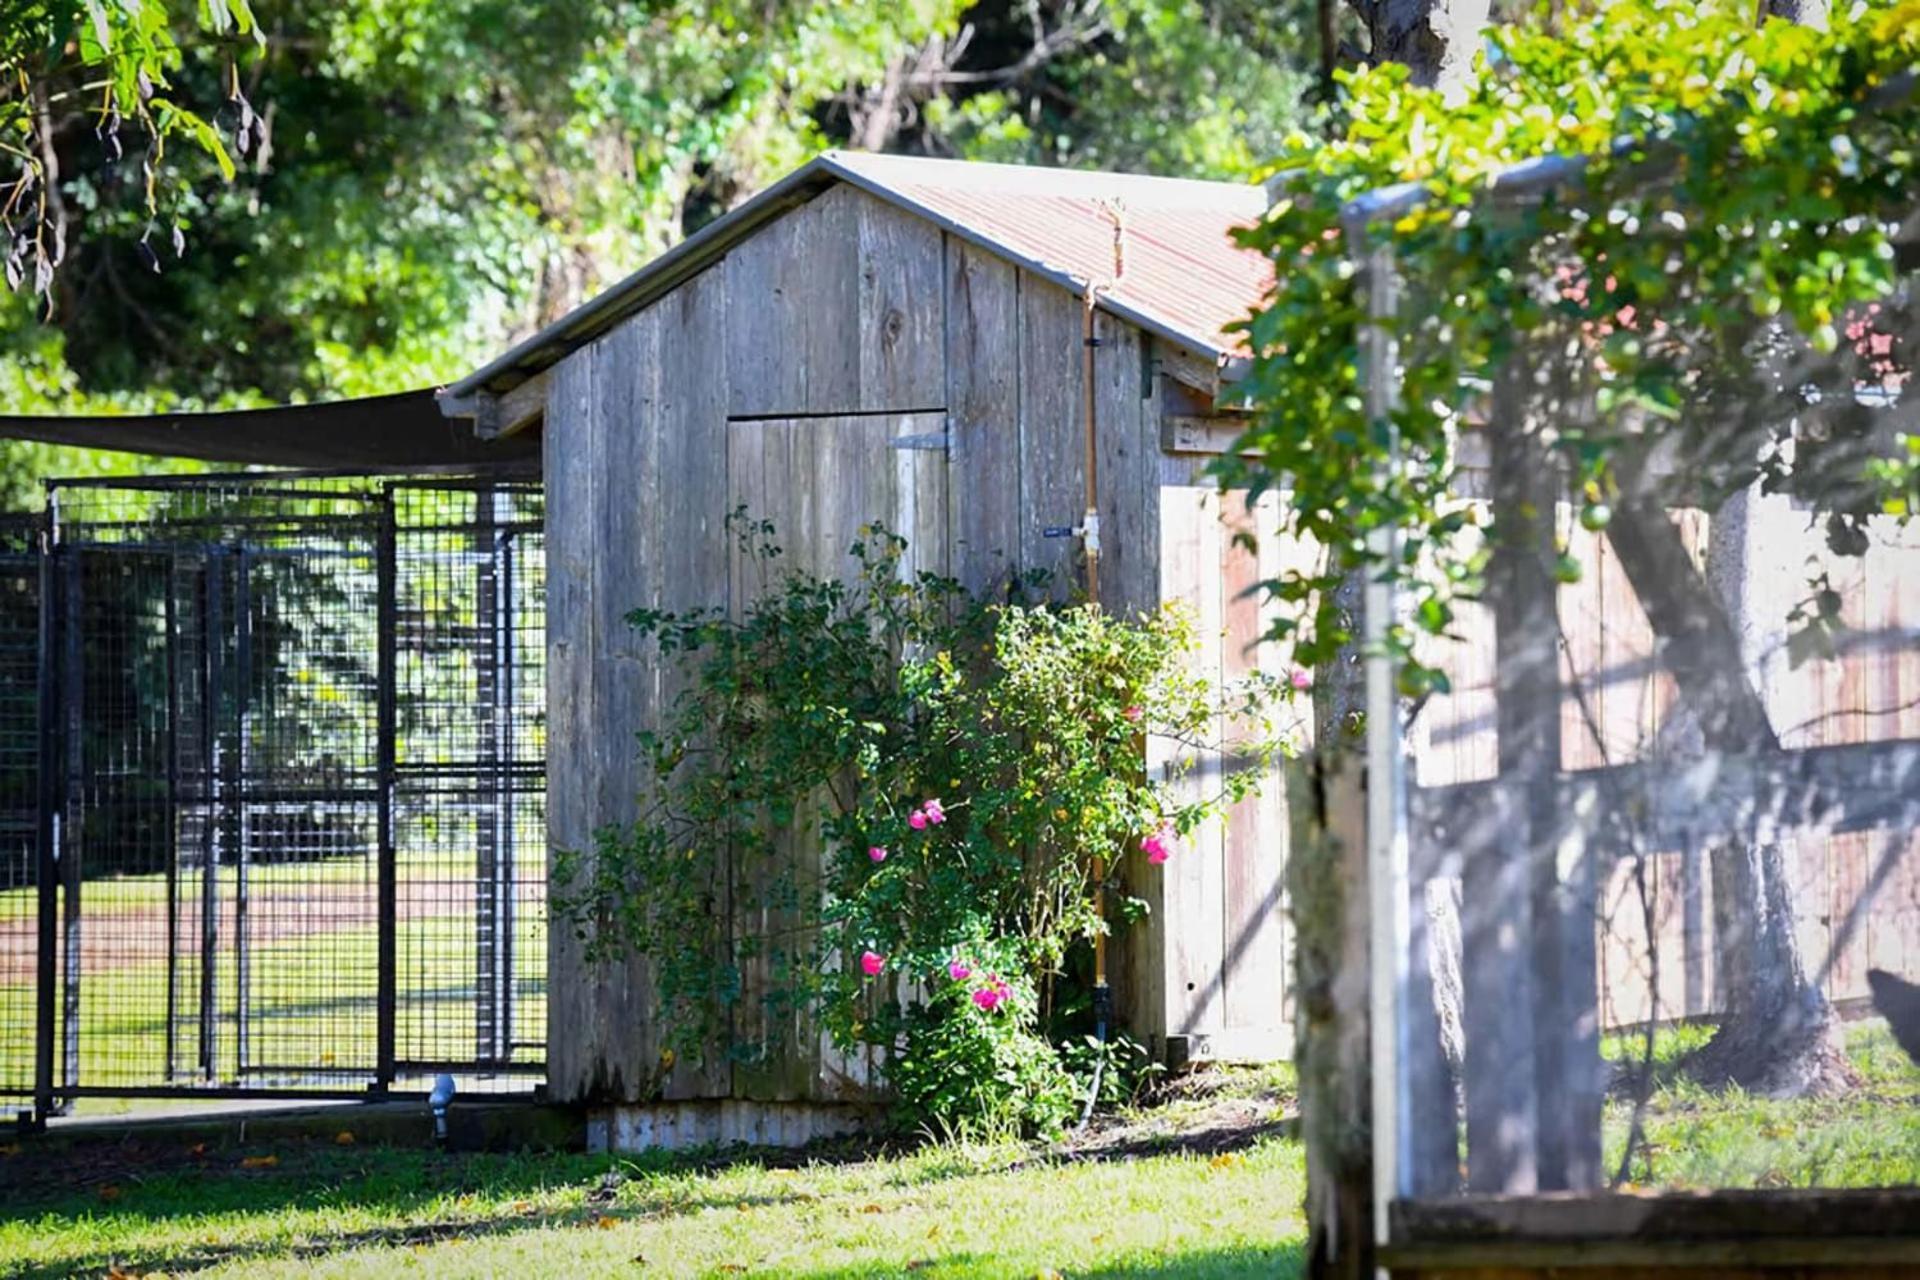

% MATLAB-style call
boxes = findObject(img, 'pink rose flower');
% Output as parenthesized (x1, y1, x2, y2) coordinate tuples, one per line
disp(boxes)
(1141, 821, 1176, 866)
(1122, 704, 1144, 722)
(921, 798, 946, 825)
(948, 961, 972, 982)
(971, 986, 1003, 1012)
(1289, 667, 1313, 691)
(868, 845, 888, 863)
(908, 810, 929, 831)
(860, 950, 885, 977)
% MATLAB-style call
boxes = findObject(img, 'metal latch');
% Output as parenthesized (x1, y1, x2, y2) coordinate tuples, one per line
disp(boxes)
(1041, 510, 1101, 555)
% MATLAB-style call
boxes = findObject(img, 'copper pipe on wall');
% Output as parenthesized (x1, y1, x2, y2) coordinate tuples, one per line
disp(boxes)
(1082, 283, 1109, 1016)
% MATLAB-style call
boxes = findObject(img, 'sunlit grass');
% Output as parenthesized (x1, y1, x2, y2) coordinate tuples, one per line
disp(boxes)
(1602, 1019, 1920, 1189)
(0, 894, 544, 1094)
(0, 1133, 1308, 1279)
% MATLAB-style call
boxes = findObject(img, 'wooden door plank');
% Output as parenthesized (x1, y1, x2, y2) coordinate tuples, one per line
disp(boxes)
(1017, 277, 1088, 599)
(945, 241, 1022, 596)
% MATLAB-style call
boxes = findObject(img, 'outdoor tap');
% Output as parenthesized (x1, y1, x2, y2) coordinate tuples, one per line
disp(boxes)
(429, 1073, 456, 1143)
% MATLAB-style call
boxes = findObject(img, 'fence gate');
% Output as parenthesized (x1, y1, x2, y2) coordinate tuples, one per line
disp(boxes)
(1, 473, 545, 1123)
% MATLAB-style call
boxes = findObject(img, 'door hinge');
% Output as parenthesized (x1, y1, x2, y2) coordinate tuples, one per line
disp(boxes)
(888, 432, 948, 452)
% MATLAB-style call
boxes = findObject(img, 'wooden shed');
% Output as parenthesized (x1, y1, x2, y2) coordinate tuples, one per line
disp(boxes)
(440, 152, 1293, 1134)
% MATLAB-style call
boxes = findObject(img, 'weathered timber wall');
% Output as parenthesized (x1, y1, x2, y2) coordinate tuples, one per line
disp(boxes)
(544, 182, 1291, 1105)
(1414, 503, 1920, 1032)
(1134, 473, 1306, 1061)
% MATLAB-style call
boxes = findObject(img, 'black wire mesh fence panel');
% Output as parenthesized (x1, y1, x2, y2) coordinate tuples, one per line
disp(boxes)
(0, 517, 41, 1101)
(0, 472, 544, 1109)
(389, 482, 546, 1082)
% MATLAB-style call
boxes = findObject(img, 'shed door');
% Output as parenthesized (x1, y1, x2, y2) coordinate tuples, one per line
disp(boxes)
(727, 413, 949, 595)
(723, 411, 948, 1101)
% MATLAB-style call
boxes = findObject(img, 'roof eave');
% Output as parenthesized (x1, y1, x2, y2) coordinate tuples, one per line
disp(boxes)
(440, 156, 844, 405)
(440, 152, 1238, 412)
(819, 155, 1234, 368)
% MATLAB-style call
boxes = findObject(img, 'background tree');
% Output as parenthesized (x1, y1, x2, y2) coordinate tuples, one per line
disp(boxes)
(3, 0, 259, 301)
(1244, 0, 1919, 1272)
(0, 0, 1317, 508)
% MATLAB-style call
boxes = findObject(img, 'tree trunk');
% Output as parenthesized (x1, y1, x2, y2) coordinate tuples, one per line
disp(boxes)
(1765, 0, 1829, 28)
(1366, 0, 1491, 93)
(1686, 487, 1857, 1097)
(1288, 12, 1498, 1276)
(1290, 569, 1378, 1279)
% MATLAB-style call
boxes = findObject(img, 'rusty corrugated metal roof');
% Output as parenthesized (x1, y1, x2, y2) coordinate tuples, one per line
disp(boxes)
(826, 152, 1272, 358)
(444, 151, 1273, 402)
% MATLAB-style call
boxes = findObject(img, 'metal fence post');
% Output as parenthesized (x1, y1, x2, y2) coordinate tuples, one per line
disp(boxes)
(375, 493, 398, 1092)
(231, 549, 252, 1078)
(163, 558, 180, 1083)
(201, 549, 224, 1081)
(33, 508, 59, 1127)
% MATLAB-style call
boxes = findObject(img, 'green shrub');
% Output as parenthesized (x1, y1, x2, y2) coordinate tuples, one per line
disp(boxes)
(555, 516, 1290, 1131)
(887, 979, 1080, 1140)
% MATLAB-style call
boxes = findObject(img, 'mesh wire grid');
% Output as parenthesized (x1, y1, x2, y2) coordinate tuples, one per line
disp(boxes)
(0, 472, 544, 1105)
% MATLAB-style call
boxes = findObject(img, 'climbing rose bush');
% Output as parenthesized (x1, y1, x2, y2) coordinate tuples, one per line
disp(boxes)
(555, 518, 1292, 1134)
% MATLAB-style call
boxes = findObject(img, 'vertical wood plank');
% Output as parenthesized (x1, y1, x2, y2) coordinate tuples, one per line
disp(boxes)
(805, 189, 862, 415)
(946, 241, 1023, 597)
(1463, 391, 1548, 1195)
(857, 195, 947, 412)
(724, 201, 810, 418)
(1093, 311, 1157, 616)
(1221, 492, 1286, 1039)
(1018, 277, 1088, 598)
(591, 307, 661, 1102)
(1164, 485, 1226, 1039)
(543, 342, 597, 1103)
(655, 267, 735, 1100)
(728, 417, 792, 1101)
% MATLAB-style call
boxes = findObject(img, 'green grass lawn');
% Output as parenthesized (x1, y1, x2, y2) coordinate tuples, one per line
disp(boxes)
(1602, 1019, 1920, 1189)
(0, 1071, 1307, 1280)
(6, 1027, 1920, 1279)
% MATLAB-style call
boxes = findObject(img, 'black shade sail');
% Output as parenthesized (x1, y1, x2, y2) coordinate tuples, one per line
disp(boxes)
(0, 389, 539, 469)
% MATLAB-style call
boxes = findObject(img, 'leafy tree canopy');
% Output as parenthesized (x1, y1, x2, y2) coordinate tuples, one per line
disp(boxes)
(0, 0, 1314, 506)
(1229, 0, 1920, 686)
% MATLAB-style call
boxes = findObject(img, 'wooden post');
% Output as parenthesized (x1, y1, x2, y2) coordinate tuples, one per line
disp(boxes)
(1474, 355, 1603, 1193)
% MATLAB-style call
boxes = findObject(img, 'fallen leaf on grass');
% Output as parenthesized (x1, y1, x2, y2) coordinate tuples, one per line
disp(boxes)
(594, 1214, 619, 1230)
(1035, 1270, 1065, 1280)
(97, 1184, 122, 1202)
(512, 1200, 534, 1213)
(858, 1203, 884, 1214)
(240, 1155, 279, 1169)
(187, 1143, 207, 1158)
(335, 1131, 356, 1146)
(1208, 1152, 1245, 1171)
